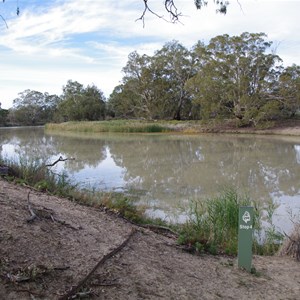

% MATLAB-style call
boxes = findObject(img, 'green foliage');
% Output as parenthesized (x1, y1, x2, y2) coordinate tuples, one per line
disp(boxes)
(275, 64, 300, 118)
(186, 32, 283, 125)
(108, 42, 196, 120)
(8, 90, 60, 126)
(107, 32, 300, 125)
(177, 188, 282, 256)
(0, 107, 8, 126)
(178, 188, 248, 255)
(2, 33, 300, 127)
(55, 80, 106, 122)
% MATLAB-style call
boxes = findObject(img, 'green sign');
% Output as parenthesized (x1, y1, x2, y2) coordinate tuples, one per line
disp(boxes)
(238, 206, 254, 272)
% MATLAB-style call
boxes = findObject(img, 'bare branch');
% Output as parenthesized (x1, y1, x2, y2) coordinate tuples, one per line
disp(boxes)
(136, 0, 184, 26)
(164, 0, 183, 23)
(136, 0, 166, 27)
(0, 14, 8, 29)
(46, 156, 75, 167)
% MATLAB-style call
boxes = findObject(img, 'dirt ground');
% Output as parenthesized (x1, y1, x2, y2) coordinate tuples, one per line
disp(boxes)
(0, 178, 300, 300)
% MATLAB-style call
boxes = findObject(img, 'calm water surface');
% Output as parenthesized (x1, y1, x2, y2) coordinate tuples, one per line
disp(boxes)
(1, 127, 300, 231)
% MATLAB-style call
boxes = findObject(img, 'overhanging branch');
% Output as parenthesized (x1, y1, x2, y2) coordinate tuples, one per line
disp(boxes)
(137, 0, 183, 26)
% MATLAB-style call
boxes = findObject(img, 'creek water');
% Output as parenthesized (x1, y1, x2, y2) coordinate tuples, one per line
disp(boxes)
(1, 126, 300, 232)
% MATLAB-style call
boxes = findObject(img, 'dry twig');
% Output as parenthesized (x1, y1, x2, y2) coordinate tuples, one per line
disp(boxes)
(46, 156, 74, 167)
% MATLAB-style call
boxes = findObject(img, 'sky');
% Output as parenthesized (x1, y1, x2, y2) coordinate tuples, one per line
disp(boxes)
(0, 0, 300, 109)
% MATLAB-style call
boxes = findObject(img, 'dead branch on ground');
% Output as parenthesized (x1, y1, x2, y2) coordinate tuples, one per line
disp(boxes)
(59, 229, 137, 300)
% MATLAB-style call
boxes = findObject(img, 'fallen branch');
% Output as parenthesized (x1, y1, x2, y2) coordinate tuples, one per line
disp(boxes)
(59, 229, 137, 300)
(46, 156, 74, 167)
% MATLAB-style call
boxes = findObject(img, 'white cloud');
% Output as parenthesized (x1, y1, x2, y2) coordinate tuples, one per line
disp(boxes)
(0, 0, 300, 109)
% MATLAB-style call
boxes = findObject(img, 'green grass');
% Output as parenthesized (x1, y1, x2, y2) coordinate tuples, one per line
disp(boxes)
(0, 156, 76, 198)
(177, 188, 283, 256)
(45, 120, 174, 133)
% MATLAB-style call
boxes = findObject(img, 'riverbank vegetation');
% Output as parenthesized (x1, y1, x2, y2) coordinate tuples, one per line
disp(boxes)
(1, 154, 290, 257)
(1, 32, 300, 128)
(45, 120, 173, 133)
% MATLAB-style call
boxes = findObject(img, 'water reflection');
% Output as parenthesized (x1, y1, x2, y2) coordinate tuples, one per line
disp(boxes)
(1, 127, 300, 229)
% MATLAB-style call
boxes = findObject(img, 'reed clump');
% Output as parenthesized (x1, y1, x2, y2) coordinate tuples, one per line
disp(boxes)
(177, 188, 283, 256)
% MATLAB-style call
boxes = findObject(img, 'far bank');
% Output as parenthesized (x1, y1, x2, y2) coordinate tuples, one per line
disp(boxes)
(45, 119, 300, 136)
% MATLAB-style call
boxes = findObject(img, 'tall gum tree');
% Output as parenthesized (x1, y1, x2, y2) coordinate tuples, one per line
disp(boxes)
(186, 32, 283, 124)
(152, 41, 197, 120)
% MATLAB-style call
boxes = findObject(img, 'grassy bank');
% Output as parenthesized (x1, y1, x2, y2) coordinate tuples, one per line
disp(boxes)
(0, 155, 285, 257)
(45, 120, 176, 133)
(45, 119, 300, 136)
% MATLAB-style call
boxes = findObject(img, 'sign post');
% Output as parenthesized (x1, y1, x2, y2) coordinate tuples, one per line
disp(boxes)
(238, 206, 254, 272)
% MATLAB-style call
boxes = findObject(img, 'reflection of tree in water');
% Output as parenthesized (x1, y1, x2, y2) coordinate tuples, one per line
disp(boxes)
(294, 145, 300, 164)
(0, 127, 58, 162)
(47, 134, 107, 172)
(1, 128, 107, 173)
(108, 135, 300, 203)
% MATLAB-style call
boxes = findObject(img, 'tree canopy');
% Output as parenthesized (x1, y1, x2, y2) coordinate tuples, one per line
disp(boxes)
(9, 90, 60, 126)
(108, 32, 300, 125)
(2, 32, 300, 127)
(55, 80, 106, 122)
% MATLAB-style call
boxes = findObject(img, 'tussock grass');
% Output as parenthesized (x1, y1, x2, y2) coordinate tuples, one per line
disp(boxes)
(177, 188, 283, 256)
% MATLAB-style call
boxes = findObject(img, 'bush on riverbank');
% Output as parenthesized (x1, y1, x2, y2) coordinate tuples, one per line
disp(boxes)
(0, 155, 284, 256)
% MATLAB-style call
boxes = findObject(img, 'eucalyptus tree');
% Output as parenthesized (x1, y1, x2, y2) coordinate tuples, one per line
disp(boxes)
(273, 64, 300, 118)
(152, 41, 196, 120)
(0, 103, 8, 126)
(58, 80, 106, 121)
(109, 51, 165, 119)
(109, 43, 197, 120)
(9, 89, 60, 125)
(187, 32, 283, 124)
